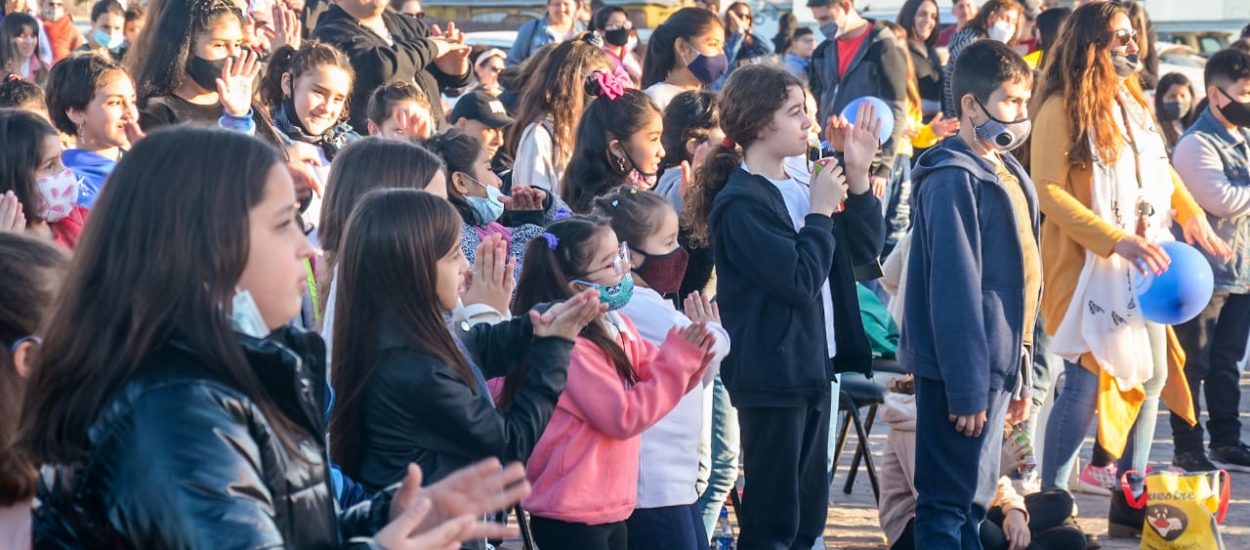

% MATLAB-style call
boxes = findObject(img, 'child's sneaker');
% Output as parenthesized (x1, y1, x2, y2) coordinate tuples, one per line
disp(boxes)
(1075, 463, 1116, 496)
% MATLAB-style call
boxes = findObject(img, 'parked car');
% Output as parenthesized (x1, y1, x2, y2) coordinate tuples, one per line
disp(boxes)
(1157, 42, 1208, 96)
(1156, 21, 1238, 58)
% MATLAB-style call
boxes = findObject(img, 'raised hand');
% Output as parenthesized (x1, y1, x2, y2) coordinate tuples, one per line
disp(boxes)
(431, 23, 471, 76)
(825, 114, 850, 153)
(461, 235, 514, 314)
(216, 50, 261, 117)
(530, 288, 606, 340)
(503, 185, 544, 211)
(845, 101, 885, 193)
(927, 112, 960, 138)
(683, 291, 720, 325)
(677, 322, 715, 352)
(271, 1, 302, 53)
(0, 191, 26, 233)
(395, 107, 433, 141)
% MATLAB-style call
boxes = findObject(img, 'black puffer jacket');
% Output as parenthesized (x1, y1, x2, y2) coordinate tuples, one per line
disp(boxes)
(33, 327, 394, 549)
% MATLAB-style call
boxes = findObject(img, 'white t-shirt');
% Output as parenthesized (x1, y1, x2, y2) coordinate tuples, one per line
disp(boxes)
(750, 163, 838, 358)
(621, 286, 730, 508)
(644, 82, 689, 111)
(512, 120, 562, 195)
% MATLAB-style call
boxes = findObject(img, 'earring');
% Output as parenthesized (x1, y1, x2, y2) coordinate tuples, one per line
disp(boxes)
(613, 154, 627, 174)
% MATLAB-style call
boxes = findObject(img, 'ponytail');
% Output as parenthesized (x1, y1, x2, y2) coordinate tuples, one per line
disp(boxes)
(682, 141, 740, 247)
(502, 217, 637, 410)
(641, 7, 721, 88)
(258, 45, 297, 108)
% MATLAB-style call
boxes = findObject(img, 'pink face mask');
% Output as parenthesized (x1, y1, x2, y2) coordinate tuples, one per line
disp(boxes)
(35, 168, 80, 222)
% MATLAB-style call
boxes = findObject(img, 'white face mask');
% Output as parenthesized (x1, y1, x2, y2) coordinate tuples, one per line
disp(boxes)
(988, 20, 1016, 43)
(229, 289, 271, 338)
(35, 168, 80, 222)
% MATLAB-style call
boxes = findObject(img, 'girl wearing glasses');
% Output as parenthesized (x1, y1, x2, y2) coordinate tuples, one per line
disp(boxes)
(590, 6, 641, 89)
(1030, 1, 1229, 537)
(505, 215, 716, 550)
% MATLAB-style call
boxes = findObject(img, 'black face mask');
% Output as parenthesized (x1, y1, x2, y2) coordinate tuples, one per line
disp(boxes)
(604, 28, 631, 47)
(1112, 52, 1139, 79)
(1159, 99, 1190, 121)
(632, 246, 689, 296)
(186, 55, 229, 91)
(1217, 87, 1250, 127)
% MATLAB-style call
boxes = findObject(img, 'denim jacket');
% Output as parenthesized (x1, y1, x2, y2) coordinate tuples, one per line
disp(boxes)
(1176, 108, 1250, 293)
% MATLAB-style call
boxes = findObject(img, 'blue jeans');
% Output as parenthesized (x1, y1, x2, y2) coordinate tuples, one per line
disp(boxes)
(1040, 323, 1168, 489)
(881, 154, 913, 260)
(1021, 318, 1059, 444)
(913, 376, 1014, 550)
(628, 503, 710, 550)
(698, 376, 740, 539)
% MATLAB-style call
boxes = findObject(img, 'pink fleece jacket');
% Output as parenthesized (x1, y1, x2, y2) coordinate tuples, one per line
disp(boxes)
(522, 314, 710, 525)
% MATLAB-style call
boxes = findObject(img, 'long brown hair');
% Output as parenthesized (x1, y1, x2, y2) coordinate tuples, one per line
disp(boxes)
(329, 189, 471, 478)
(501, 216, 637, 410)
(0, 234, 69, 506)
(1035, 1, 1146, 165)
(18, 127, 305, 463)
(505, 36, 609, 172)
(883, 21, 922, 113)
(967, 0, 1022, 43)
(317, 137, 445, 270)
(683, 65, 804, 247)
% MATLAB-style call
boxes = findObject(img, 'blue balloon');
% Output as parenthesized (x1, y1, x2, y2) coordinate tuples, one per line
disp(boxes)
(840, 96, 895, 145)
(1134, 241, 1214, 325)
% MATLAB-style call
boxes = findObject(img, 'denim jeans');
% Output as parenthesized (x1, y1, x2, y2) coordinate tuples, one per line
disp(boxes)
(1170, 292, 1250, 452)
(697, 376, 740, 539)
(1021, 317, 1058, 445)
(881, 154, 913, 260)
(1041, 322, 1167, 489)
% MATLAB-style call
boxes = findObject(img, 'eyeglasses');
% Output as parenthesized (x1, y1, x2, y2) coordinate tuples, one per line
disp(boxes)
(1112, 28, 1138, 47)
(581, 241, 631, 277)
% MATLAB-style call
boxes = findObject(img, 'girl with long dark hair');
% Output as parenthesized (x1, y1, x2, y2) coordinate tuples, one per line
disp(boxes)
(17, 127, 528, 547)
(640, 7, 724, 110)
(561, 75, 663, 213)
(329, 188, 600, 498)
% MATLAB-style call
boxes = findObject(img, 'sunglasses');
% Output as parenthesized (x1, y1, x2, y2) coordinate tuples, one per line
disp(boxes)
(1111, 28, 1138, 47)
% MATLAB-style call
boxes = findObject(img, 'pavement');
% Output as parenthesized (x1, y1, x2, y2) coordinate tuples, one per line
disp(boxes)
(500, 372, 1248, 549)
(819, 371, 1250, 549)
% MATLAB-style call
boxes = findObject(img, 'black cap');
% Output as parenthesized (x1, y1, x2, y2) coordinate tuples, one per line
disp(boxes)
(450, 90, 513, 128)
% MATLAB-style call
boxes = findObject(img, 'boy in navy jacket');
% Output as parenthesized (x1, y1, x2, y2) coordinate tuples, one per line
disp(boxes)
(899, 40, 1041, 548)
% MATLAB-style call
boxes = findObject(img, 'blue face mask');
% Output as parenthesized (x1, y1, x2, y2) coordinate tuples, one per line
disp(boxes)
(576, 272, 635, 311)
(687, 52, 729, 85)
(229, 289, 271, 338)
(819, 21, 839, 41)
(462, 174, 505, 225)
(92, 29, 124, 50)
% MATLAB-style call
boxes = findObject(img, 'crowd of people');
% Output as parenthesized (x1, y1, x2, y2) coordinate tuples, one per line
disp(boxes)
(0, 0, 1247, 549)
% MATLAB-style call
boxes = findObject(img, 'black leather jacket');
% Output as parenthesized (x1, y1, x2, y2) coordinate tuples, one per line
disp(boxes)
(33, 327, 394, 549)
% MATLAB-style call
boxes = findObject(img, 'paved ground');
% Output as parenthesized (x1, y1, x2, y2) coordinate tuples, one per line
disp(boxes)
(501, 371, 1248, 549)
(819, 371, 1250, 549)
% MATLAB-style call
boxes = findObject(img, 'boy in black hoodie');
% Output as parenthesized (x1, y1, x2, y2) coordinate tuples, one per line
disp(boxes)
(900, 40, 1040, 548)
